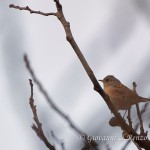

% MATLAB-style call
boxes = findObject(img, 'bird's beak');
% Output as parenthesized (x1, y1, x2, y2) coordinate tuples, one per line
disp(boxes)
(98, 79, 103, 82)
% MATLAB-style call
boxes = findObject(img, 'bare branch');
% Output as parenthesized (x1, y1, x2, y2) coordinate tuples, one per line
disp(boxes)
(24, 55, 98, 149)
(127, 108, 132, 128)
(136, 104, 145, 134)
(10, 0, 150, 149)
(50, 1, 150, 149)
(9, 4, 56, 16)
(122, 103, 149, 150)
(29, 79, 55, 150)
(25, 55, 85, 136)
(133, 82, 145, 135)
(51, 131, 65, 150)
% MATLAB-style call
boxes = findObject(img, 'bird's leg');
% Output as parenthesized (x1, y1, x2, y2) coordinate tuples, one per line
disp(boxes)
(132, 82, 145, 135)
(122, 109, 127, 118)
(127, 107, 132, 128)
(136, 104, 145, 135)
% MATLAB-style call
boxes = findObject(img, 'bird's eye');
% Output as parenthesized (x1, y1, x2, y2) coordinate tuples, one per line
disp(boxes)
(106, 79, 109, 82)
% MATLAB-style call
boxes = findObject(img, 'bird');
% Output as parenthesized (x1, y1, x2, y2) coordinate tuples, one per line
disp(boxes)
(98, 75, 149, 111)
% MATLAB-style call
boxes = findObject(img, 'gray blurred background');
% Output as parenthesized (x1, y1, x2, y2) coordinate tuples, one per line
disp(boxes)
(1, 0, 150, 149)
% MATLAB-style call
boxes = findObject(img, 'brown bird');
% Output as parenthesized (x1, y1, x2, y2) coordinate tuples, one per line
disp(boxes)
(99, 75, 149, 110)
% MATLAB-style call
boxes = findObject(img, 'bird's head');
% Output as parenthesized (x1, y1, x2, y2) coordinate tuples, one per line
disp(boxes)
(99, 75, 121, 87)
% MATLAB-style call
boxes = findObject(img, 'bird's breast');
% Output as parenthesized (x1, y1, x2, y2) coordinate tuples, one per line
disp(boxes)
(104, 85, 130, 110)
(104, 86, 117, 96)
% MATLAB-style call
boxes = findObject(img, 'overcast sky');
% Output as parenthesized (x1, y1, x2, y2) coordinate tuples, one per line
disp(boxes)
(1, 0, 150, 150)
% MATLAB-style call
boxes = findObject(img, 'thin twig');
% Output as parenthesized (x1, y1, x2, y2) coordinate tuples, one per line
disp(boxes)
(122, 103, 149, 150)
(51, 1, 150, 149)
(9, 4, 56, 16)
(51, 131, 65, 150)
(24, 55, 98, 150)
(25, 55, 83, 134)
(29, 79, 55, 150)
(10, 0, 150, 149)
(136, 104, 145, 134)
(133, 82, 145, 135)
(127, 108, 132, 128)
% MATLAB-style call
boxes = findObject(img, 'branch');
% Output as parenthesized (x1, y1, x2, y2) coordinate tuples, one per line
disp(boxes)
(10, 0, 150, 149)
(122, 82, 148, 150)
(51, 131, 65, 150)
(136, 104, 145, 134)
(122, 103, 149, 150)
(29, 79, 55, 150)
(24, 55, 98, 150)
(51, 2, 150, 149)
(127, 108, 132, 128)
(9, 4, 56, 16)
(25, 55, 84, 135)
(133, 82, 145, 135)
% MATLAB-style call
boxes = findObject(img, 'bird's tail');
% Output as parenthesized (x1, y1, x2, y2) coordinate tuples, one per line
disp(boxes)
(140, 97, 150, 102)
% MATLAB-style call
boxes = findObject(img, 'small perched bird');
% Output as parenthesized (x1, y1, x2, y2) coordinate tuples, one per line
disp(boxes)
(99, 75, 149, 110)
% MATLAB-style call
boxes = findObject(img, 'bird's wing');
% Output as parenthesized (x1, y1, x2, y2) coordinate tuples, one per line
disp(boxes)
(121, 84, 146, 104)
(106, 85, 131, 110)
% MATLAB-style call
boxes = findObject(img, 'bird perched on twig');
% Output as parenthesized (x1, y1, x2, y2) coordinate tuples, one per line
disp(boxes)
(99, 75, 149, 110)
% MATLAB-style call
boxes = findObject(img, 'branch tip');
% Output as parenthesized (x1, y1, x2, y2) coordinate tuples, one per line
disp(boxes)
(9, 4, 56, 16)
(11, 0, 150, 148)
(9, 4, 14, 8)
(29, 79, 33, 84)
